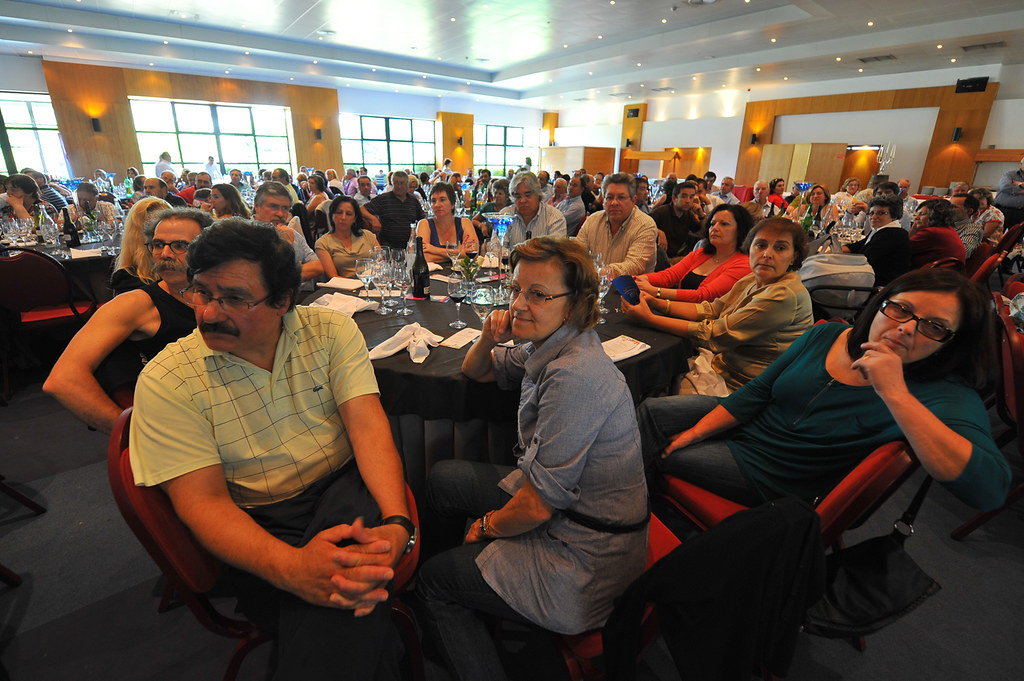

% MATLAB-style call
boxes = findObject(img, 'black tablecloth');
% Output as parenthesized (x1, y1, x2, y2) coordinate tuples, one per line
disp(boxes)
(303, 286, 691, 422)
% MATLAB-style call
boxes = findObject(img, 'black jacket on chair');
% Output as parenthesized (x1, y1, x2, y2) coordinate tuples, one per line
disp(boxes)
(603, 498, 826, 681)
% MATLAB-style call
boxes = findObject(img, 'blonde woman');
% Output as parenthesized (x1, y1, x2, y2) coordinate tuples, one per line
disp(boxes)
(109, 197, 171, 296)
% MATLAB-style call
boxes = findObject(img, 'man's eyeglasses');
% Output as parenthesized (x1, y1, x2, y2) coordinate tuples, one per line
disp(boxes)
(868, 209, 891, 217)
(148, 240, 191, 254)
(180, 286, 271, 313)
(509, 284, 571, 306)
(512, 192, 536, 201)
(879, 300, 955, 342)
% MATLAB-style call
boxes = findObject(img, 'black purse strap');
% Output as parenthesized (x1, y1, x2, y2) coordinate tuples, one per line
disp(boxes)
(892, 475, 933, 545)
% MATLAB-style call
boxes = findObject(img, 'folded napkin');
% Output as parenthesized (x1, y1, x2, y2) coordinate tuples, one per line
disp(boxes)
(429, 262, 443, 272)
(317, 277, 364, 291)
(480, 254, 500, 269)
(368, 323, 443, 363)
(307, 292, 378, 316)
(601, 335, 651, 362)
(70, 247, 103, 259)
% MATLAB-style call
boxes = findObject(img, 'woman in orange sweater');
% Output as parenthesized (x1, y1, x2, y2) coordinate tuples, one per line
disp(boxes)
(635, 204, 753, 304)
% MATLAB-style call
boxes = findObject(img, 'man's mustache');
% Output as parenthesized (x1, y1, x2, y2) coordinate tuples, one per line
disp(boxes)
(199, 322, 240, 337)
(155, 259, 186, 273)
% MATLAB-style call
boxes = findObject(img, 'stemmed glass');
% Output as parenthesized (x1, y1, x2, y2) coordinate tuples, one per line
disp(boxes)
(445, 241, 460, 268)
(372, 260, 391, 315)
(394, 264, 413, 316)
(355, 258, 374, 296)
(596, 267, 612, 324)
(384, 249, 404, 307)
(471, 286, 494, 328)
(448, 276, 471, 329)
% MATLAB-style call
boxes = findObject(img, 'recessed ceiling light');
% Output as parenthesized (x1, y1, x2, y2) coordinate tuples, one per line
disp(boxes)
(596, 90, 601, 93)
(437, 57, 442, 61)
(27, 50, 32, 54)
(950, 58, 957, 63)
(661, 19, 667, 23)
(627, 95, 631, 99)
(67, 28, 73, 32)
(835, 56, 842, 62)
(224, 70, 230, 74)
(597, 35, 603, 40)
(475, 98, 480, 102)
(312, 60, 318, 64)
(244, 51, 250, 55)
(936, 44, 943, 49)
(372, 68, 376, 72)
(438, 94, 442, 98)
(610, 1, 615, 4)
(318, 36, 323, 40)
(588, 71, 593, 75)
(148, 62, 154, 66)
(770, 37, 776, 43)
(450, 17, 456, 22)
(636, 62, 642, 67)
(783, 76, 789, 80)
(858, 68, 864, 72)
(395, 89, 399, 93)
(548, 79, 553, 82)
(867, 21, 874, 27)
(289, 77, 294, 80)
(422, 75, 427, 78)
(346, 83, 350, 86)
(640, 84, 645, 88)
(756, 67, 761, 72)
(721, 84, 726, 88)
(692, 76, 697, 80)
(671, 90, 675, 93)
(162, 40, 168, 45)
(466, 81, 470, 85)
(563, 44, 568, 48)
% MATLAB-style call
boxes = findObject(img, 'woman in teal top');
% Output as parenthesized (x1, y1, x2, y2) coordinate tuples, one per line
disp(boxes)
(638, 268, 1010, 511)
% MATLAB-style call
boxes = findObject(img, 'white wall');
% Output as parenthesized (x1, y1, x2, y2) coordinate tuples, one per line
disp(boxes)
(976, 97, 1024, 188)
(640, 116, 744, 179)
(0, 55, 47, 92)
(334, 89, 542, 127)
(553, 124, 621, 149)
(773, 108, 940, 189)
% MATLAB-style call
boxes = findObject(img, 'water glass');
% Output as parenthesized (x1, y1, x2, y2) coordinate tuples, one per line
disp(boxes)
(448, 276, 471, 329)
(471, 286, 495, 327)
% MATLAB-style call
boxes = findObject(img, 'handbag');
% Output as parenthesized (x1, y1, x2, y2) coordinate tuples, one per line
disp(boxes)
(803, 476, 941, 638)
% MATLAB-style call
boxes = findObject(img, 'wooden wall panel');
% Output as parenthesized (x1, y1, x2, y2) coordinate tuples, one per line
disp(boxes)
(542, 112, 558, 147)
(758, 144, 794, 185)
(42, 61, 142, 182)
(660, 147, 710, 178)
(737, 83, 999, 193)
(436, 111, 474, 173)
(621, 103, 647, 149)
(839, 149, 881, 192)
(540, 146, 583, 175)
(581, 147, 616, 175)
(802, 143, 848, 192)
(44, 61, 343, 182)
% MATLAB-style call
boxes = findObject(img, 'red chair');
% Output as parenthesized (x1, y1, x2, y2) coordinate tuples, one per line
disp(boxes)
(994, 220, 1024, 256)
(968, 250, 1004, 285)
(0, 247, 98, 399)
(553, 513, 682, 681)
(107, 408, 423, 681)
(1003, 273, 1024, 299)
(657, 441, 920, 551)
(921, 257, 964, 271)
(964, 242, 994, 278)
(951, 296, 1024, 540)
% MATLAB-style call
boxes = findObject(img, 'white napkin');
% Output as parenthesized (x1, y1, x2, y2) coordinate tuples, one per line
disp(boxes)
(316, 277, 364, 291)
(307, 292, 378, 316)
(368, 323, 443, 363)
(601, 335, 651, 362)
(70, 247, 103, 259)
(481, 254, 499, 268)
(428, 262, 443, 272)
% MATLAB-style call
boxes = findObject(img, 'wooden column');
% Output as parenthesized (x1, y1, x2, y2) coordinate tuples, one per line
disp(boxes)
(436, 111, 473, 173)
(542, 111, 558, 147)
(619, 103, 647, 174)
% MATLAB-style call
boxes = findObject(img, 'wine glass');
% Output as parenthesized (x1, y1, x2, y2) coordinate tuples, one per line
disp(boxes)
(372, 261, 391, 315)
(385, 249, 404, 307)
(355, 257, 374, 296)
(445, 241, 460, 268)
(448, 276, 471, 329)
(394, 265, 414, 316)
(471, 286, 494, 328)
(596, 267, 612, 324)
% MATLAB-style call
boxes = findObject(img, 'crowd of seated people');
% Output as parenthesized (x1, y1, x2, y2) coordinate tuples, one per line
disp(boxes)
(24, 153, 1019, 681)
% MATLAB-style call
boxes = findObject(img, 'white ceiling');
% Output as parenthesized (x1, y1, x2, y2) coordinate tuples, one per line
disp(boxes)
(1, 0, 1022, 109)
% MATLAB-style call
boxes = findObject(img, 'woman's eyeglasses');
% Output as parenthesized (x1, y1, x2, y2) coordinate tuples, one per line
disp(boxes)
(879, 300, 955, 342)
(508, 284, 571, 306)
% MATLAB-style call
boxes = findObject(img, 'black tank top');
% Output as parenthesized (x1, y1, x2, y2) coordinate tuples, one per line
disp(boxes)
(133, 282, 197, 362)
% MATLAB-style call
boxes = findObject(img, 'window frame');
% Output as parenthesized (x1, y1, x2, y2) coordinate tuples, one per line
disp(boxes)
(0, 92, 71, 178)
(339, 114, 437, 175)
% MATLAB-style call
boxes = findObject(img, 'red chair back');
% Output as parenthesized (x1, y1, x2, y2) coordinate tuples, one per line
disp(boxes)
(969, 251, 1004, 285)
(921, 256, 964, 271)
(1003, 273, 1024, 299)
(0, 247, 96, 318)
(994, 221, 1024, 255)
(964, 242, 994, 278)
(658, 440, 920, 548)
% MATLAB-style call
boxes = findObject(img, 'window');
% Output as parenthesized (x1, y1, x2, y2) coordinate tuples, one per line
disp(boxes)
(339, 114, 437, 175)
(472, 125, 539, 177)
(0, 92, 71, 178)
(128, 97, 295, 178)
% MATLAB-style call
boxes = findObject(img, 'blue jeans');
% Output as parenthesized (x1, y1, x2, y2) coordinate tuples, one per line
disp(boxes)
(417, 460, 531, 681)
(637, 395, 762, 507)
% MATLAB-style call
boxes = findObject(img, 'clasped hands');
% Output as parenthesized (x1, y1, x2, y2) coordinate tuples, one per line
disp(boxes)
(292, 517, 406, 617)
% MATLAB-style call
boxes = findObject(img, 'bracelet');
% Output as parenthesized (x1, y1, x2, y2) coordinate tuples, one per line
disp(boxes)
(666, 300, 671, 314)
(480, 510, 495, 538)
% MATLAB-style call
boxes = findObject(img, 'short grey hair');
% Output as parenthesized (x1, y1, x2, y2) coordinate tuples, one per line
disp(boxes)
(254, 181, 293, 207)
(510, 171, 542, 197)
(602, 172, 637, 197)
(391, 170, 409, 183)
(143, 207, 215, 241)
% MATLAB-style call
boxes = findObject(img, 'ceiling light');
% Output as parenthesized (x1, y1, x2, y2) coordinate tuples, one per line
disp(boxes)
(610, 1, 615, 4)
(671, 90, 675, 93)
(244, 51, 250, 55)
(937, 44, 943, 49)
(661, 19, 667, 23)
(858, 68, 864, 72)
(346, 83, 350, 86)
(438, 94, 442, 98)
(422, 75, 427, 78)
(224, 70, 230, 74)
(563, 44, 568, 48)
(770, 37, 776, 43)
(783, 76, 789, 80)
(148, 62, 154, 66)
(835, 57, 842, 62)
(466, 81, 470, 85)
(950, 58, 957, 63)
(27, 50, 32, 54)
(756, 67, 761, 72)
(67, 28, 73, 32)
(162, 40, 168, 45)
(312, 59, 318, 64)
(437, 57, 442, 61)
(692, 76, 697, 80)
(640, 84, 645, 88)
(289, 77, 294, 80)
(372, 68, 377, 72)
(637, 63, 642, 67)
(395, 89, 399, 93)
(450, 17, 456, 22)
(588, 71, 593, 75)
(318, 36, 323, 40)
(627, 95, 632, 99)
(721, 84, 726, 88)
(548, 79, 553, 82)
(597, 35, 603, 40)
(867, 21, 874, 27)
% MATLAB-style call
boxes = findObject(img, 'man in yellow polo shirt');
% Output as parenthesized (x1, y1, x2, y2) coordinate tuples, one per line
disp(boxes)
(129, 219, 412, 680)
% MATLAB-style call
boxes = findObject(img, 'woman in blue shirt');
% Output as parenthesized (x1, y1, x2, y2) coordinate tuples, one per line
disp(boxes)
(637, 268, 1010, 512)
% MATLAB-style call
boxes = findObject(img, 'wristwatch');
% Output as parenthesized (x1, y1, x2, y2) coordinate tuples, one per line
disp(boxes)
(380, 515, 417, 554)
(656, 288, 662, 298)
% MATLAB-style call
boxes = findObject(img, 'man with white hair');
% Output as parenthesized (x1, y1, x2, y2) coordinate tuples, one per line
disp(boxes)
(499, 171, 567, 246)
(995, 156, 1024, 230)
(575, 173, 657, 277)
(741, 179, 779, 220)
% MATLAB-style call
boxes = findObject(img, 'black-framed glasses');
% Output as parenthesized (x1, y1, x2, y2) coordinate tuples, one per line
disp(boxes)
(508, 284, 572, 306)
(180, 286, 270, 313)
(148, 239, 191, 254)
(879, 300, 955, 342)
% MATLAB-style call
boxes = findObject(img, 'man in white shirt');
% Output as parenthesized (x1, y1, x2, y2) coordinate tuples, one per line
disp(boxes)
(537, 170, 553, 202)
(353, 175, 375, 207)
(500, 171, 567, 246)
(547, 177, 568, 207)
(203, 156, 221, 180)
(713, 176, 740, 205)
(575, 173, 657, 277)
(742, 180, 780, 220)
(251, 182, 324, 284)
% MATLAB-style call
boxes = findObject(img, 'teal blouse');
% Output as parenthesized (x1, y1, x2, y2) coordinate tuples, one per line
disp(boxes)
(720, 323, 1010, 510)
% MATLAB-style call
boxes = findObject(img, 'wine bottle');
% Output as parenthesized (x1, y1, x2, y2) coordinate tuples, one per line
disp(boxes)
(62, 207, 81, 247)
(801, 206, 814, 233)
(412, 236, 430, 298)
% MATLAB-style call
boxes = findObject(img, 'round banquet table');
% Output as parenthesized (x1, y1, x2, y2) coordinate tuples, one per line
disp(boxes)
(302, 283, 691, 492)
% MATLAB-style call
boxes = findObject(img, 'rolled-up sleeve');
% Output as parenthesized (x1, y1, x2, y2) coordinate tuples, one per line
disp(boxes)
(691, 277, 800, 350)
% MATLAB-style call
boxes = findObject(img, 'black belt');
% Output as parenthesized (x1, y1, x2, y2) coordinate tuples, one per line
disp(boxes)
(562, 505, 650, 535)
